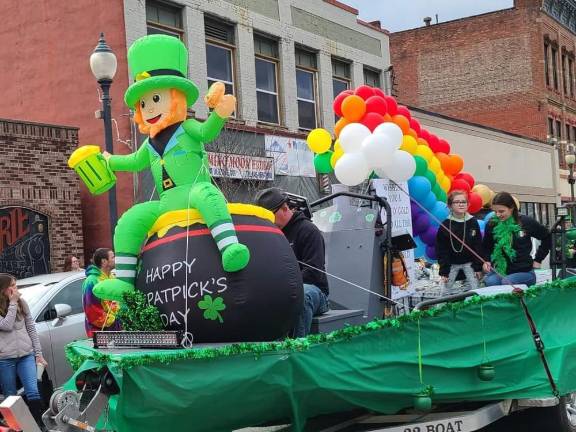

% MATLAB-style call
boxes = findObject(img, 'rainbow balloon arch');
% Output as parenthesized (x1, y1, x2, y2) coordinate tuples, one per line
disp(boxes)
(306, 85, 499, 262)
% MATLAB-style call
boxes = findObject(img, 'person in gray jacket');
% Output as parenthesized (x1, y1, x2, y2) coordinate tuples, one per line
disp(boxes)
(0, 273, 48, 430)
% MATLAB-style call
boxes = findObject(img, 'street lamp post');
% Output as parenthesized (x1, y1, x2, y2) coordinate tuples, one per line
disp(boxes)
(90, 33, 118, 243)
(565, 145, 576, 209)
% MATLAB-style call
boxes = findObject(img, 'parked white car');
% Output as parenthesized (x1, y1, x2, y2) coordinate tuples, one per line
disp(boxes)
(15, 271, 88, 388)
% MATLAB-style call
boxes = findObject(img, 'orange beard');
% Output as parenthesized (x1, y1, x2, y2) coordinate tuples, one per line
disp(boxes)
(134, 89, 188, 138)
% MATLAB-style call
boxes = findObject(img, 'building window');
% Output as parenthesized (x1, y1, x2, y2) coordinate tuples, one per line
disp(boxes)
(364, 67, 381, 88)
(332, 58, 351, 98)
(548, 117, 555, 138)
(295, 47, 318, 130)
(205, 16, 236, 99)
(570, 57, 575, 97)
(254, 34, 280, 124)
(146, 1, 184, 38)
(552, 45, 559, 90)
(544, 41, 550, 87)
(563, 51, 568, 95)
(572, 125, 576, 143)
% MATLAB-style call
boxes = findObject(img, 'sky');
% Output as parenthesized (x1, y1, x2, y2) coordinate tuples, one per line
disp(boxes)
(341, 0, 515, 33)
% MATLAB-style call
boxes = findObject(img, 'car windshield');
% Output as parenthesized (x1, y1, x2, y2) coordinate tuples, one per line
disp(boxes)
(20, 284, 53, 309)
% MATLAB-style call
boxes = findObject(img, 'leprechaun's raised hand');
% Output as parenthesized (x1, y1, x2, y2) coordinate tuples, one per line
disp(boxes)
(205, 82, 236, 118)
(205, 82, 225, 109)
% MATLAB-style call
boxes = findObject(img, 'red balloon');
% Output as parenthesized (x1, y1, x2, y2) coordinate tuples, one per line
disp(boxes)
(365, 96, 388, 115)
(384, 96, 398, 116)
(360, 112, 385, 131)
(373, 88, 386, 98)
(450, 179, 471, 193)
(409, 118, 421, 135)
(437, 138, 451, 154)
(468, 192, 483, 214)
(427, 134, 441, 152)
(355, 85, 376, 100)
(454, 172, 475, 188)
(333, 90, 353, 117)
(419, 129, 431, 142)
(396, 105, 412, 120)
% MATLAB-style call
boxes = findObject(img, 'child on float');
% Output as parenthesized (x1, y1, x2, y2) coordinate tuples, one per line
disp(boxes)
(482, 192, 550, 287)
(435, 190, 484, 294)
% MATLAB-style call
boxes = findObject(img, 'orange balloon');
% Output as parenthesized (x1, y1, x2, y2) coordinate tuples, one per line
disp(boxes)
(445, 154, 464, 176)
(382, 113, 393, 123)
(341, 95, 366, 122)
(407, 128, 418, 140)
(417, 138, 429, 147)
(392, 114, 410, 134)
(436, 152, 450, 171)
(334, 118, 350, 138)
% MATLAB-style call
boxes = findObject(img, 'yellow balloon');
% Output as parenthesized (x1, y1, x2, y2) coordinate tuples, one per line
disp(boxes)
(428, 156, 441, 174)
(306, 128, 332, 154)
(440, 176, 451, 192)
(513, 196, 520, 210)
(333, 139, 342, 153)
(400, 136, 418, 154)
(472, 184, 493, 206)
(330, 149, 344, 168)
(414, 145, 433, 162)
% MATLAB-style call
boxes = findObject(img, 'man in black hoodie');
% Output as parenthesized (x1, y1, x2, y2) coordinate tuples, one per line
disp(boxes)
(256, 188, 328, 336)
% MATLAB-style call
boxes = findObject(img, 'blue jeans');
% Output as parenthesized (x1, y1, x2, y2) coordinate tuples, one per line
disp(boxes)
(484, 270, 536, 287)
(294, 284, 329, 338)
(0, 354, 41, 400)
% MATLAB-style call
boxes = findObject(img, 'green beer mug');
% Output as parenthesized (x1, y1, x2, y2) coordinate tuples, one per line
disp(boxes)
(68, 145, 116, 195)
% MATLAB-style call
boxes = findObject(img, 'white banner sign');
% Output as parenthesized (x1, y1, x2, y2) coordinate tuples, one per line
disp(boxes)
(264, 135, 315, 177)
(373, 179, 416, 300)
(208, 152, 274, 181)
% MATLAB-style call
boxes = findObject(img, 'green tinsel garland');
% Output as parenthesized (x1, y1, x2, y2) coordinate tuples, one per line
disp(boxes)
(64, 277, 576, 371)
(116, 290, 164, 332)
(490, 217, 521, 275)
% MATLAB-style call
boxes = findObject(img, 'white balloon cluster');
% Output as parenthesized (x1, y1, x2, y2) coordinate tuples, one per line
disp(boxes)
(334, 122, 416, 186)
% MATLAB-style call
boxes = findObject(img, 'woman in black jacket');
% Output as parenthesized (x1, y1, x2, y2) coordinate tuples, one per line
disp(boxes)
(436, 190, 483, 294)
(482, 192, 550, 287)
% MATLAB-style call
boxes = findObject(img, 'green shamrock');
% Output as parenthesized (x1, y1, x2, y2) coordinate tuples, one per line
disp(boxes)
(365, 214, 375, 223)
(329, 211, 342, 223)
(198, 295, 226, 323)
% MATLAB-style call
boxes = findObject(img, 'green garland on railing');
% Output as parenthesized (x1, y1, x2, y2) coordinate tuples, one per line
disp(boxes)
(65, 277, 576, 371)
(490, 217, 521, 275)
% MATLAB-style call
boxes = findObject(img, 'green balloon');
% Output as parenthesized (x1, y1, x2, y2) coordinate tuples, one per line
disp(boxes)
(413, 156, 428, 177)
(437, 189, 447, 203)
(423, 170, 437, 188)
(567, 228, 576, 241)
(314, 151, 333, 174)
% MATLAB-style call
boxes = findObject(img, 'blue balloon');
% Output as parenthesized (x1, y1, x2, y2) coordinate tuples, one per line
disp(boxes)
(477, 219, 486, 231)
(413, 236, 427, 259)
(484, 211, 495, 222)
(408, 176, 432, 203)
(430, 201, 449, 227)
(421, 192, 437, 212)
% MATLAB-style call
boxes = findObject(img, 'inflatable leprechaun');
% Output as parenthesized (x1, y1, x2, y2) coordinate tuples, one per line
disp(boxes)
(75, 34, 250, 300)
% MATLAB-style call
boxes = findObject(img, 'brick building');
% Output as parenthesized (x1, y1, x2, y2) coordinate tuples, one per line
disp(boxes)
(0, 119, 84, 277)
(1, 0, 391, 257)
(390, 0, 576, 177)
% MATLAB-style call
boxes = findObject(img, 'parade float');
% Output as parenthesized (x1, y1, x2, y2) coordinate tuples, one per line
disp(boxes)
(26, 34, 576, 432)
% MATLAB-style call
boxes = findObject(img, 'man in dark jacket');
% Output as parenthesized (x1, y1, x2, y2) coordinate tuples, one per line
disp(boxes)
(256, 188, 328, 336)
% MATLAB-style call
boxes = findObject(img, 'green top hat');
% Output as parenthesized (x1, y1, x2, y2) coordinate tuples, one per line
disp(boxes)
(124, 35, 199, 109)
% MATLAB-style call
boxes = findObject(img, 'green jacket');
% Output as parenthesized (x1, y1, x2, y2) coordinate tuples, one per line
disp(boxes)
(108, 113, 226, 193)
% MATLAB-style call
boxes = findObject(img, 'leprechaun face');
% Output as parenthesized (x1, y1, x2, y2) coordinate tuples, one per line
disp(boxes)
(139, 88, 172, 126)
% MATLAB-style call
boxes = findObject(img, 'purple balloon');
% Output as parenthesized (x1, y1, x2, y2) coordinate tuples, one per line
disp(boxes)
(420, 225, 439, 246)
(412, 213, 430, 236)
(411, 201, 422, 217)
(426, 245, 438, 260)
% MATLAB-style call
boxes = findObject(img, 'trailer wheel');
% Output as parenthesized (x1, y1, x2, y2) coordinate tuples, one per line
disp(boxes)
(517, 395, 576, 432)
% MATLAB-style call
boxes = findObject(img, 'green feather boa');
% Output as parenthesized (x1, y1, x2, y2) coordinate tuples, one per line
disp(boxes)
(490, 217, 521, 275)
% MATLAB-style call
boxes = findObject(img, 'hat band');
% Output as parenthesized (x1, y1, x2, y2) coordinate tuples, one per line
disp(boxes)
(135, 68, 186, 81)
